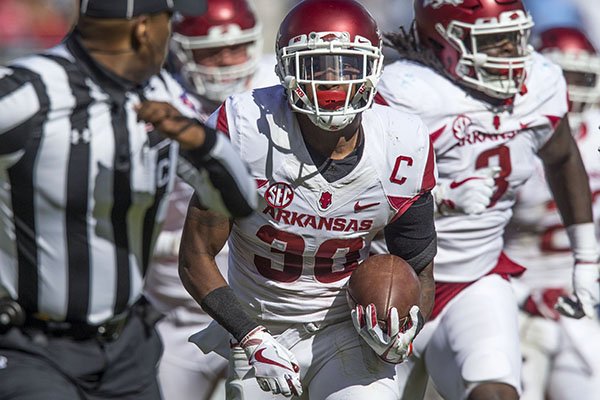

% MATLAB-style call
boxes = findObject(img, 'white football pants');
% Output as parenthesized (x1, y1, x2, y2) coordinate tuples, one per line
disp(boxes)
(396, 274, 522, 400)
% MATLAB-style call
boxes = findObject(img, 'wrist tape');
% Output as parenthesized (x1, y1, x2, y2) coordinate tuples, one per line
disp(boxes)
(566, 223, 600, 263)
(200, 286, 259, 342)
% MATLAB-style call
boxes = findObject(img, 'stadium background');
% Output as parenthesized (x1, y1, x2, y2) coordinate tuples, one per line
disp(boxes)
(3, 1, 598, 63)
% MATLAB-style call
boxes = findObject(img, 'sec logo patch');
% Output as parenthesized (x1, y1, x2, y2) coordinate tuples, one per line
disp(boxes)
(265, 182, 294, 209)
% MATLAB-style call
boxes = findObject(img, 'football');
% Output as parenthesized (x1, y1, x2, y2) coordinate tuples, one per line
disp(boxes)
(347, 254, 421, 329)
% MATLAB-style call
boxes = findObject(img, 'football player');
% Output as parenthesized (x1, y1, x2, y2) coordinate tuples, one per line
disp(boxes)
(504, 27, 600, 400)
(142, 1, 278, 399)
(375, 1, 600, 399)
(178, 0, 438, 398)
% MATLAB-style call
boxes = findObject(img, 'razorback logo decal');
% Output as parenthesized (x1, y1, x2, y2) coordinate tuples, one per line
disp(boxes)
(318, 191, 333, 211)
(321, 33, 340, 42)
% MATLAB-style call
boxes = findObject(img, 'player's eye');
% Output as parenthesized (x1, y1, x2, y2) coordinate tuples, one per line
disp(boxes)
(296, 55, 369, 81)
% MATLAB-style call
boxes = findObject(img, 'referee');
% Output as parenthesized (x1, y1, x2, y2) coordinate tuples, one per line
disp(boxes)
(0, 1, 257, 399)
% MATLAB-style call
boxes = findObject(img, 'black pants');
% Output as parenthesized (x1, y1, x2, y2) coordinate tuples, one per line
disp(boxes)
(0, 309, 163, 400)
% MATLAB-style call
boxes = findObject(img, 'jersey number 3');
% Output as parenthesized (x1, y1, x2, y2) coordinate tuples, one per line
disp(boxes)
(475, 145, 512, 208)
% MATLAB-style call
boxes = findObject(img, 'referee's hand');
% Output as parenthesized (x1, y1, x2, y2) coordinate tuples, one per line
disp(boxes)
(135, 101, 205, 150)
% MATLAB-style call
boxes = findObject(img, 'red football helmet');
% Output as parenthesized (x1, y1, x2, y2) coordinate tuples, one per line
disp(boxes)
(538, 27, 600, 117)
(414, 0, 534, 99)
(276, 0, 383, 131)
(171, 0, 262, 102)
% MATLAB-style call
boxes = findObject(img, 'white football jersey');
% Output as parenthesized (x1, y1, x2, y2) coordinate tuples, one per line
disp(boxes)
(504, 109, 600, 290)
(377, 52, 568, 282)
(205, 85, 436, 324)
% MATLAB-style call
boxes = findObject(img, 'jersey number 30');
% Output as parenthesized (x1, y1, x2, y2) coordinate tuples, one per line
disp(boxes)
(254, 225, 364, 283)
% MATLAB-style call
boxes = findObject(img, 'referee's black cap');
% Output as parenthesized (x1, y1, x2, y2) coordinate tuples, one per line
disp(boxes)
(80, 0, 207, 19)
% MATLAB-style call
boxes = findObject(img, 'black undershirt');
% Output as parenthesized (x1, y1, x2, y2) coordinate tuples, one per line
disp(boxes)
(304, 129, 365, 183)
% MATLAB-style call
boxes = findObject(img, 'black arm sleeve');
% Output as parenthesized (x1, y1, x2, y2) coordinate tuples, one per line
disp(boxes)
(384, 192, 437, 274)
(200, 286, 259, 342)
(178, 125, 257, 219)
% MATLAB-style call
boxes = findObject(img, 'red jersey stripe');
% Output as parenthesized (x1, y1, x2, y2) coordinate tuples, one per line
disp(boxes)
(216, 105, 230, 137)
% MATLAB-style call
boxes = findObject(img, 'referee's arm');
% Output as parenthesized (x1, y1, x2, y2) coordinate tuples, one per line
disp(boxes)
(0, 67, 42, 165)
(136, 101, 258, 219)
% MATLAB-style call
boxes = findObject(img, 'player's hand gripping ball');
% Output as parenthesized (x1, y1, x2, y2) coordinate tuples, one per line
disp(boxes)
(348, 254, 424, 363)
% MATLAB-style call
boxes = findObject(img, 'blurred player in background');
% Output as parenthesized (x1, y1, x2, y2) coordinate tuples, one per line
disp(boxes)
(179, 1, 438, 398)
(143, 1, 278, 399)
(375, 0, 599, 399)
(0, 0, 76, 62)
(504, 26, 600, 400)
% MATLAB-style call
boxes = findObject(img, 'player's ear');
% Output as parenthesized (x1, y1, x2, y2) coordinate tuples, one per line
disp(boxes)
(131, 15, 150, 52)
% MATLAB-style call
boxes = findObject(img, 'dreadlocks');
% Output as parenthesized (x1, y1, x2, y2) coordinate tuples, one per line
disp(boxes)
(383, 23, 446, 76)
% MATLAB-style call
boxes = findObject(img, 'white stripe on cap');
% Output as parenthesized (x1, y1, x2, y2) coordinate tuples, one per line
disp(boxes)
(166, 0, 174, 8)
(127, 0, 134, 18)
(80, 0, 89, 13)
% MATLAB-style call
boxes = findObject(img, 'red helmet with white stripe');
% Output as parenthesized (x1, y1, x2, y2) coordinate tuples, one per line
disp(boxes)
(414, 0, 534, 99)
(171, 0, 262, 102)
(538, 27, 600, 116)
(276, 0, 383, 131)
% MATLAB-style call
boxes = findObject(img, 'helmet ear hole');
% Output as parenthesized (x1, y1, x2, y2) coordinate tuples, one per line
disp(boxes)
(450, 26, 465, 40)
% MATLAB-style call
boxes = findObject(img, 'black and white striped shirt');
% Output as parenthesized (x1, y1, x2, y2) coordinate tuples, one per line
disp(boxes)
(0, 34, 256, 324)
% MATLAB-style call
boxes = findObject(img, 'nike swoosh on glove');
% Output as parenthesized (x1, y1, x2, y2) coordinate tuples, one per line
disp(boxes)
(240, 326, 302, 397)
(433, 166, 501, 215)
(351, 304, 424, 364)
(556, 262, 600, 320)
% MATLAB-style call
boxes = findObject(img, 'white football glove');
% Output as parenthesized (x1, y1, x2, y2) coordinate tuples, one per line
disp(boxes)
(556, 262, 600, 319)
(434, 166, 501, 215)
(351, 304, 424, 364)
(240, 326, 302, 397)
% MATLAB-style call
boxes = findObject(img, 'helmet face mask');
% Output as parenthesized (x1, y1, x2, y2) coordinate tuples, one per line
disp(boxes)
(171, 0, 262, 103)
(276, 0, 383, 132)
(439, 9, 533, 98)
(415, 0, 534, 99)
(562, 67, 600, 114)
(278, 32, 382, 131)
(172, 36, 262, 102)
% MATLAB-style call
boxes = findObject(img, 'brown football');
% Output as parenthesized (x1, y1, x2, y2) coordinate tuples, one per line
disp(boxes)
(347, 254, 421, 329)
